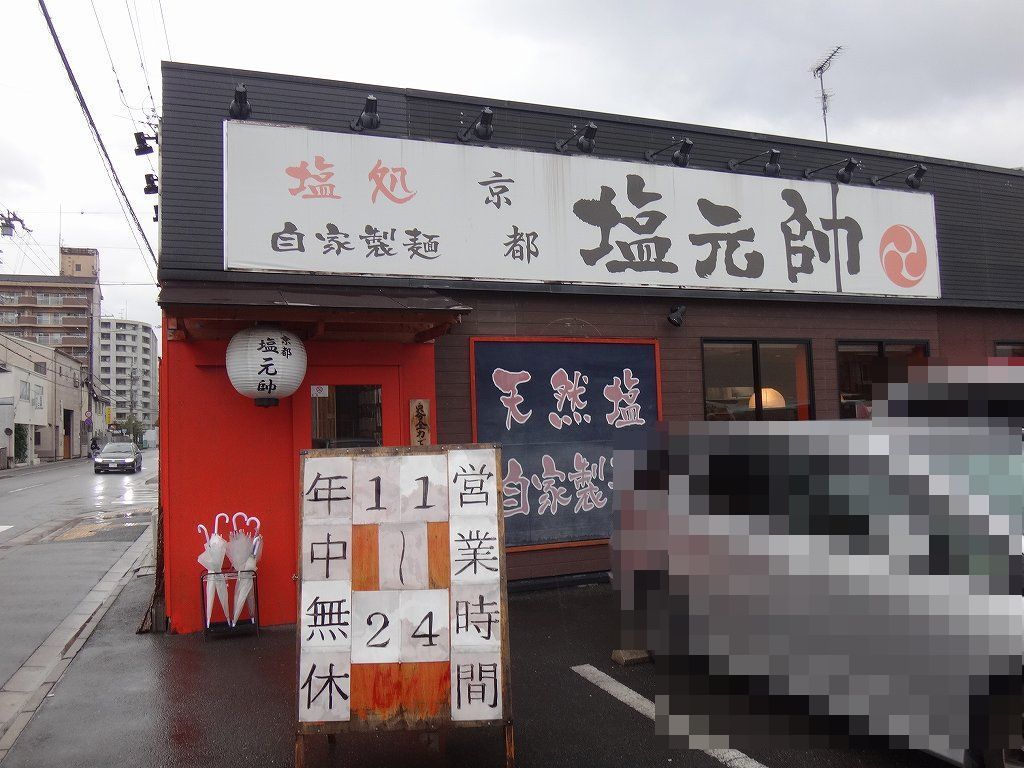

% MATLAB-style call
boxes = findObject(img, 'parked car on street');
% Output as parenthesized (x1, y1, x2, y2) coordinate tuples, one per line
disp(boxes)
(93, 442, 143, 474)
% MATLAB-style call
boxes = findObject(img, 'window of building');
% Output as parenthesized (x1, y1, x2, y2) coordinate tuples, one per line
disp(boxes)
(19, 380, 30, 401)
(702, 340, 813, 421)
(837, 340, 929, 419)
(32, 384, 43, 409)
(34, 361, 47, 375)
(34, 429, 41, 446)
(0, 292, 19, 304)
(74, 263, 81, 272)
(994, 342, 1024, 358)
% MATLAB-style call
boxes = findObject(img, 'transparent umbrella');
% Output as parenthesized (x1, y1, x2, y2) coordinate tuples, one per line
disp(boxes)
(197, 513, 230, 627)
(226, 512, 256, 572)
(232, 529, 263, 626)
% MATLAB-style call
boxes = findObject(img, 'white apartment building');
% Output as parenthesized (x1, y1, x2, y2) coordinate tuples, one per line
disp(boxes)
(98, 318, 158, 429)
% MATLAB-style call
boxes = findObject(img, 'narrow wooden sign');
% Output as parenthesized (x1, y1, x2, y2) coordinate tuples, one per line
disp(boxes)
(410, 399, 432, 446)
(295, 444, 513, 766)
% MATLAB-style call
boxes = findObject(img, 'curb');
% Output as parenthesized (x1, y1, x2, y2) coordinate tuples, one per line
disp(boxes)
(0, 524, 154, 762)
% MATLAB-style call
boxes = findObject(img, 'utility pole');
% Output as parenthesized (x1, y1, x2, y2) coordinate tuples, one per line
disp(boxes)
(812, 45, 843, 143)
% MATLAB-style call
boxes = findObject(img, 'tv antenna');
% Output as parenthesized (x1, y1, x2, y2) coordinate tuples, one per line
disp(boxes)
(811, 45, 843, 142)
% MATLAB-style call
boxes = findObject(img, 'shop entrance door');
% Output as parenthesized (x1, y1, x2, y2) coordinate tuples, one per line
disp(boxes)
(308, 367, 402, 449)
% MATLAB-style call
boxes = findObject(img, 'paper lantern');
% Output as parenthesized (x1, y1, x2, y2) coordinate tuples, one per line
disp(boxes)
(748, 387, 786, 409)
(225, 327, 307, 406)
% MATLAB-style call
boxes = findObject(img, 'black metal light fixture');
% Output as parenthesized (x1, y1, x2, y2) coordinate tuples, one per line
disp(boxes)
(228, 84, 252, 119)
(727, 148, 782, 177)
(870, 163, 927, 189)
(350, 95, 381, 132)
(457, 107, 495, 142)
(802, 157, 860, 183)
(143, 174, 159, 195)
(133, 132, 157, 156)
(667, 304, 686, 327)
(555, 122, 598, 154)
(644, 137, 693, 167)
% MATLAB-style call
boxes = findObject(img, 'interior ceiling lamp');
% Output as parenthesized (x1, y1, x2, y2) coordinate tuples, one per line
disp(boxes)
(133, 132, 157, 156)
(803, 157, 860, 183)
(143, 174, 158, 195)
(727, 148, 782, 177)
(555, 122, 598, 154)
(748, 387, 786, 409)
(228, 83, 252, 119)
(644, 137, 694, 167)
(350, 95, 381, 132)
(870, 163, 927, 189)
(667, 304, 687, 327)
(457, 107, 495, 142)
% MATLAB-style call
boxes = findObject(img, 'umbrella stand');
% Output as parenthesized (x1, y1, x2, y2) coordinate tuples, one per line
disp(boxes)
(200, 569, 260, 639)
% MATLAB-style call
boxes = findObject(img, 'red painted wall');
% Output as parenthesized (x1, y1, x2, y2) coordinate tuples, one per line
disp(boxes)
(160, 323, 436, 634)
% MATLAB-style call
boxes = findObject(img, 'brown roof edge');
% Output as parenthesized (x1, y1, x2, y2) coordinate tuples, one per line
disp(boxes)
(157, 281, 473, 314)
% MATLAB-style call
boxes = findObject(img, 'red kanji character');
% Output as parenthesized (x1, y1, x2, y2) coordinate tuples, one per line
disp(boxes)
(603, 368, 646, 428)
(530, 455, 571, 515)
(285, 155, 341, 199)
(502, 458, 531, 517)
(567, 452, 607, 513)
(368, 160, 416, 204)
(491, 368, 532, 430)
(549, 368, 591, 429)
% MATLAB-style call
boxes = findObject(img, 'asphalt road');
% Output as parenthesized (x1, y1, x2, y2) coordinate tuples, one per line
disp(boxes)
(0, 451, 157, 690)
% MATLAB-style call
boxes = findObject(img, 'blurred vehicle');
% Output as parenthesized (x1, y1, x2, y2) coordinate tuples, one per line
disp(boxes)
(93, 442, 142, 474)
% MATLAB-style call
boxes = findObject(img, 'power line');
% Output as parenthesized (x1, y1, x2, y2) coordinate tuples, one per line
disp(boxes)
(89, 0, 156, 174)
(36, 0, 158, 281)
(155, 0, 172, 59)
(124, 0, 158, 117)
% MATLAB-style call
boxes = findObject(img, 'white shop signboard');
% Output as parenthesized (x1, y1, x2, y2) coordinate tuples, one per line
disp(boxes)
(224, 120, 940, 299)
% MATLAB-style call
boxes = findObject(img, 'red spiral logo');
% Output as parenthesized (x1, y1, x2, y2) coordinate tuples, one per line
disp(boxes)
(879, 225, 927, 288)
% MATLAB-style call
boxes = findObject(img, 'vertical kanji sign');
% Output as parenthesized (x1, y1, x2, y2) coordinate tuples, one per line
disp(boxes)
(296, 444, 512, 761)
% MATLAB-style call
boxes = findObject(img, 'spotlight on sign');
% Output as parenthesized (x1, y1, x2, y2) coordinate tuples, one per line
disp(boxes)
(350, 95, 381, 132)
(133, 132, 157, 156)
(226, 326, 307, 407)
(143, 174, 159, 195)
(457, 107, 495, 142)
(870, 163, 928, 189)
(228, 84, 252, 119)
(644, 137, 693, 168)
(802, 157, 860, 184)
(667, 304, 687, 327)
(727, 148, 783, 177)
(555, 122, 598, 154)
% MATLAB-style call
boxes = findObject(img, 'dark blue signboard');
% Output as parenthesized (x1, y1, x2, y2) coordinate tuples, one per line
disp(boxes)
(472, 339, 660, 546)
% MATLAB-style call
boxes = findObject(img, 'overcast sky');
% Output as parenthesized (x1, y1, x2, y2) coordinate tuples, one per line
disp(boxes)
(2, 0, 1021, 348)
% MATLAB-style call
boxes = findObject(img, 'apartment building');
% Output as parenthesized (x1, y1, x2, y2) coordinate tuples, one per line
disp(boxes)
(0, 247, 102, 392)
(98, 317, 158, 428)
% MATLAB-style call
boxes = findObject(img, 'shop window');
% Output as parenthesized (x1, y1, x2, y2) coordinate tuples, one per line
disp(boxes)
(312, 385, 383, 449)
(994, 342, 1024, 358)
(837, 340, 928, 419)
(702, 340, 813, 421)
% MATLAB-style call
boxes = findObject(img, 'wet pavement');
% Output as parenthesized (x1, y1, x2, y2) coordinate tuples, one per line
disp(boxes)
(3, 575, 958, 768)
(0, 451, 157, 735)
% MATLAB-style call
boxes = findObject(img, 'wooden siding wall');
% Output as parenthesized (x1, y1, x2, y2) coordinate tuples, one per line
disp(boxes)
(436, 295, 1024, 578)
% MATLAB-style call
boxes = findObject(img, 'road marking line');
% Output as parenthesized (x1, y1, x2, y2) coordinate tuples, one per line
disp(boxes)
(8, 483, 44, 493)
(571, 664, 769, 768)
(0, 525, 12, 534)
